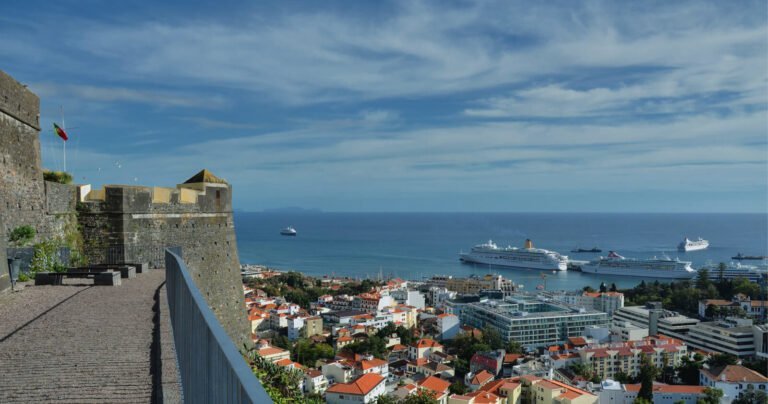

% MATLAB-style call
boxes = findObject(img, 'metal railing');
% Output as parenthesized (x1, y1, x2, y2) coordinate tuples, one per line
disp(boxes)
(165, 249, 272, 403)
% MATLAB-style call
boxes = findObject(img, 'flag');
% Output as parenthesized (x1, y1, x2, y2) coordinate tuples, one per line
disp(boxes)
(53, 123, 68, 141)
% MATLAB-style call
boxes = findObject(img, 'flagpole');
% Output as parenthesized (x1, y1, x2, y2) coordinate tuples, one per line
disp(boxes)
(60, 105, 67, 172)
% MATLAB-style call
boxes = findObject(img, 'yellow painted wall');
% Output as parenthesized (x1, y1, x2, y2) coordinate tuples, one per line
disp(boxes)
(152, 187, 172, 203)
(179, 188, 198, 204)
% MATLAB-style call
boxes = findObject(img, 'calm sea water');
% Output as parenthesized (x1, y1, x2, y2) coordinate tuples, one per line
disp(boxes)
(234, 212, 767, 292)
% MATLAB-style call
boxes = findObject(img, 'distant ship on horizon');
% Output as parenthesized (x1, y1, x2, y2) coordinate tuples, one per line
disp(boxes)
(731, 253, 768, 261)
(582, 251, 696, 279)
(571, 247, 602, 253)
(459, 239, 568, 271)
(280, 226, 297, 236)
(678, 237, 709, 252)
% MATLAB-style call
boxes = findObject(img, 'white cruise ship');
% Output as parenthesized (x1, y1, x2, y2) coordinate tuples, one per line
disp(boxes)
(678, 237, 709, 252)
(581, 251, 696, 279)
(459, 239, 568, 271)
(699, 262, 768, 282)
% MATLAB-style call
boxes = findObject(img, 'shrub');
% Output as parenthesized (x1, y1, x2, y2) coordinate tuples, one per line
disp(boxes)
(43, 170, 73, 184)
(9, 225, 36, 247)
(29, 239, 65, 274)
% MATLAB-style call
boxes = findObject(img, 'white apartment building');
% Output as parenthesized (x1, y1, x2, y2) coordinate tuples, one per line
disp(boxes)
(699, 365, 768, 403)
(599, 379, 706, 404)
(612, 303, 699, 340)
(390, 289, 426, 309)
(684, 317, 757, 358)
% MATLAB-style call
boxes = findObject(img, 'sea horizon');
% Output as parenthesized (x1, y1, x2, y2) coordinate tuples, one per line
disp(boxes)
(234, 211, 767, 292)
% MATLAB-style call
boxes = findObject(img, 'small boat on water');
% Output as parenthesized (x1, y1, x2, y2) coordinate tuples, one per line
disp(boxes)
(280, 226, 297, 236)
(732, 253, 768, 261)
(571, 247, 602, 253)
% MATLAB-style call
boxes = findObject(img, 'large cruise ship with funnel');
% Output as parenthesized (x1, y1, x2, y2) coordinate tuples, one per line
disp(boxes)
(581, 251, 696, 279)
(459, 239, 568, 271)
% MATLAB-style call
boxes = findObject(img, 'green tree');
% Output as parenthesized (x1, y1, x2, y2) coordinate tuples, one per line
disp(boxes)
(403, 391, 439, 404)
(506, 339, 523, 354)
(449, 381, 468, 395)
(613, 370, 633, 384)
(732, 388, 767, 404)
(707, 353, 738, 368)
(8, 225, 35, 247)
(696, 268, 712, 290)
(633, 398, 652, 404)
(697, 387, 723, 404)
(481, 326, 503, 350)
(637, 355, 658, 402)
(375, 395, 399, 404)
(704, 304, 720, 319)
(43, 170, 73, 184)
(271, 334, 290, 350)
(676, 355, 704, 385)
(610, 283, 618, 292)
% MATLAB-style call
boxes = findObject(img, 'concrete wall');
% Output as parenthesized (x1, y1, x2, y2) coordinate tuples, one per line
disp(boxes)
(78, 181, 249, 345)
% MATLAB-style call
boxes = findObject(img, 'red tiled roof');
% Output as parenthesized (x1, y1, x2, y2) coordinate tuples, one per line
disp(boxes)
(413, 338, 442, 349)
(467, 391, 500, 403)
(471, 370, 494, 386)
(391, 344, 408, 351)
(326, 373, 384, 395)
(419, 375, 451, 394)
(701, 365, 768, 383)
(568, 336, 588, 346)
(359, 358, 388, 370)
(257, 347, 288, 357)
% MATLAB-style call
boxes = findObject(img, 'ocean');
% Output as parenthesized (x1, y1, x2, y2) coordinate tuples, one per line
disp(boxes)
(234, 212, 767, 292)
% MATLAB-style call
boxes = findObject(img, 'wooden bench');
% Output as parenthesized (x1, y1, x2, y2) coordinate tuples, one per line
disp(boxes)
(69, 266, 136, 279)
(35, 271, 121, 286)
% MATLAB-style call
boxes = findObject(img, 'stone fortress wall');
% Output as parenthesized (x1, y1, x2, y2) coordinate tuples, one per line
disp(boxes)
(78, 172, 249, 343)
(0, 69, 248, 345)
(0, 70, 79, 243)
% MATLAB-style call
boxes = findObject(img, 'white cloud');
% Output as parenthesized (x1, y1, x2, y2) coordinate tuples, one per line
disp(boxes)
(31, 83, 227, 109)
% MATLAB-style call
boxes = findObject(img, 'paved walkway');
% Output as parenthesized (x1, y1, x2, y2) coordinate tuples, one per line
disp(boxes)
(0, 270, 173, 403)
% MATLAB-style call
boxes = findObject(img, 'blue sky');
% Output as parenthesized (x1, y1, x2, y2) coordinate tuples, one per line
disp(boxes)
(1, 0, 766, 212)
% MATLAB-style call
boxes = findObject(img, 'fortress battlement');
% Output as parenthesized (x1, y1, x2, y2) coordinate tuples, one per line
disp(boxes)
(79, 170, 233, 214)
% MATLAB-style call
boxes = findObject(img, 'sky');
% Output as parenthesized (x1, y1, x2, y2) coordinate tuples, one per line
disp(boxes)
(1, 0, 766, 212)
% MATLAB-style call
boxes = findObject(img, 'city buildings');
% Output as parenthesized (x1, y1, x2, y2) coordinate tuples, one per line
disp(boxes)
(577, 336, 688, 379)
(699, 365, 768, 403)
(390, 289, 426, 309)
(684, 317, 757, 358)
(460, 295, 609, 348)
(612, 302, 699, 340)
(546, 291, 625, 315)
(427, 274, 516, 297)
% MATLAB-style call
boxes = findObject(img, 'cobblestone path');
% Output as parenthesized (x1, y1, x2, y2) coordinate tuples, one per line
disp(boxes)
(0, 270, 167, 403)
